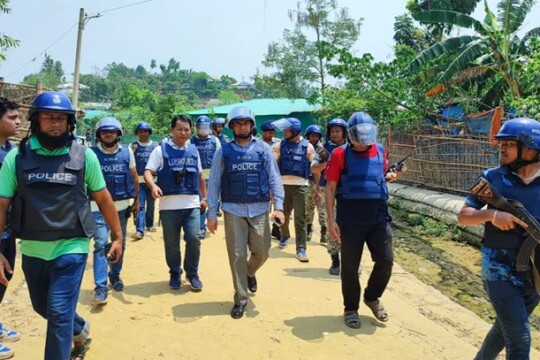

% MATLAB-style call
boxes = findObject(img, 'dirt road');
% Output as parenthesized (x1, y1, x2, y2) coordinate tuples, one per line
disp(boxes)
(1, 217, 537, 359)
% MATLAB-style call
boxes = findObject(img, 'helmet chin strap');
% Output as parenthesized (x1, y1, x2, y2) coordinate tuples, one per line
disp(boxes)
(507, 143, 539, 171)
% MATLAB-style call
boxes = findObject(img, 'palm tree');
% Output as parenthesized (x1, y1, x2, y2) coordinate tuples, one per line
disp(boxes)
(408, 0, 540, 100)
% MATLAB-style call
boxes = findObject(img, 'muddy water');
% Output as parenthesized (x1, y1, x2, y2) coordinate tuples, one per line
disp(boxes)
(391, 220, 540, 349)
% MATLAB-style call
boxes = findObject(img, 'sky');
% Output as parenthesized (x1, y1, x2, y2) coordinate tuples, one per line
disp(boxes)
(1, 0, 539, 85)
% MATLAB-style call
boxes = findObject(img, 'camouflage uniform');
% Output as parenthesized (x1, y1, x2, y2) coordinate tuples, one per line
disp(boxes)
(306, 178, 326, 236)
(325, 207, 340, 256)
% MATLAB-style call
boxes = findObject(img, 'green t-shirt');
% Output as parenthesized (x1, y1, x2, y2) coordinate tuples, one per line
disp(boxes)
(0, 136, 106, 260)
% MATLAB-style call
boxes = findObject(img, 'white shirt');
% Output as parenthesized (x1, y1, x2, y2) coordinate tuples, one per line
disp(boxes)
(145, 139, 203, 211)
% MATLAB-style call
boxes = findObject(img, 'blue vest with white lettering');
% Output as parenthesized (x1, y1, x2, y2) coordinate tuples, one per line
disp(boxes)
(132, 141, 157, 175)
(191, 136, 217, 170)
(156, 142, 200, 195)
(278, 139, 310, 179)
(12, 142, 96, 241)
(221, 140, 270, 203)
(336, 144, 388, 200)
(480, 167, 540, 250)
(91, 146, 136, 201)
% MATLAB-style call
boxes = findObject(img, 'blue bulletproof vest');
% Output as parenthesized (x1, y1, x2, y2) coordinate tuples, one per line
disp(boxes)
(278, 139, 310, 179)
(0, 140, 14, 166)
(336, 144, 388, 200)
(132, 141, 157, 175)
(221, 140, 270, 203)
(481, 167, 540, 250)
(217, 134, 230, 145)
(156, 142, 200, 195)
(11, 142, 96, 241)
(191, 136, 217, 170)
(91, 146, 136, 201)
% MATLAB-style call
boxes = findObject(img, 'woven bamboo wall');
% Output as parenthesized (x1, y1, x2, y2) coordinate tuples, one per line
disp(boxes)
(388, 132, 499, 195)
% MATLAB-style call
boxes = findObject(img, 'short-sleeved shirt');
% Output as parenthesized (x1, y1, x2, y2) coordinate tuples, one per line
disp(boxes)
(145, 139, 203, 211)
(0, 135, 106, 260)
(326, 145, 391, 226)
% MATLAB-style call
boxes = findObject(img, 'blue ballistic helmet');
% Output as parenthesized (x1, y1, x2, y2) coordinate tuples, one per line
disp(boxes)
(196, 116, 211, 125)
(305, 124, 323, 137)
(95, 117, 123, 137)
(135, 121, 152, 134)
(494, 117, 540, 151)
(326, 118, 347, 138)
(272, 117, 302, 134)
(212, 117, 226, 128)
(347, 112, 377, 146)
(30, 91, 76, 126)
(227, 106, 256, 128)
(196, 115, 211, 136)
(261, 121, 275, 132)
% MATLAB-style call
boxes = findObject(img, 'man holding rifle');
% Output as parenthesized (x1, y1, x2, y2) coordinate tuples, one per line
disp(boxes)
(458, 117, 540, 360)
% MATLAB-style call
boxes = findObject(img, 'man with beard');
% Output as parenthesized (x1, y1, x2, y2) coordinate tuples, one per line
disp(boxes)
(0, 92, 122, 360)
(90, 117, 139, 305)
(0, 97, 21, 359)
(131, 122, 158, 240)
(272, 117, 315, 262)
(458, 118, 540, 360)
(207, 107, 284, 319)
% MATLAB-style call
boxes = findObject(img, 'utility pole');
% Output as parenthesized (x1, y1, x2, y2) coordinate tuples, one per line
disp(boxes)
(72, 8, 100, 109)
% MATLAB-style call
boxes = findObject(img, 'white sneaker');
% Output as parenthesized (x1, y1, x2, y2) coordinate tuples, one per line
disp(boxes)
(0, 343, 14, 359)
(0, 328, 19, 342)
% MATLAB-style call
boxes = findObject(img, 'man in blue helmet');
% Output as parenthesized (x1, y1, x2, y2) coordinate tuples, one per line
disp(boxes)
(0, 91, 123, 359)
(458, 118, 540, 359)
(90, 117, 139, 305)
(131, 122, 158, 240)
(191, 115, 221, 239)
(312, 118, 348, 274)
(304, 124, 328, 244)
(0, 97, 21, 360)
(211, 117, 229, 145)
(325, 111, 400, 329)
(272, 117, 315, 262)
(207, 106, 284, 319)
(144, 115, 207, 292)
(260, 120, 280, 147)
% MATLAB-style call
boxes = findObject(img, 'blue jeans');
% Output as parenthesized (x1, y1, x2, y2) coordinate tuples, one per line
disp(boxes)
(136, 183, 155, 234)
(22, 253, 89, 360)
(475, 280, 539, 360)
(92, 209, 128, 290)
(160, 208, 200, 278)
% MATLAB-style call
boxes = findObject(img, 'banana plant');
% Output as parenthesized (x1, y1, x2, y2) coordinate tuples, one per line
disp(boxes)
(408, 0, 540, 101)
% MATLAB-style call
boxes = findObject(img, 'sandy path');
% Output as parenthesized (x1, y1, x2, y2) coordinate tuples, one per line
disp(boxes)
(1, 216, 537, 360)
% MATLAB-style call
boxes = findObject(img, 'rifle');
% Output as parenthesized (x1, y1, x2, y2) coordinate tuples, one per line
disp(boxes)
(386, 153, 411, 174)
(469, 177, 540, 290)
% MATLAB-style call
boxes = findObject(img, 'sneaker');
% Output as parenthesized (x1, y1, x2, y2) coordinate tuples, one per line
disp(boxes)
(0, 327, 19, 342)
(147, 226, 157, 232)
(132, 231, 144, 240)
(187, 275, 203, 291)
(296, 249, 309, 262)
(0, 343, 14, 359)
(169, 276, 181, 290)
(92, 288, 108, 305)
(109, 275, 124, 292)
(278, 236, 289, 249)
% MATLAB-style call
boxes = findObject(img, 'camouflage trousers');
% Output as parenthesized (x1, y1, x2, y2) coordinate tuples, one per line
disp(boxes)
(306, 179, 326, 228)
(326, 206, 340, 256)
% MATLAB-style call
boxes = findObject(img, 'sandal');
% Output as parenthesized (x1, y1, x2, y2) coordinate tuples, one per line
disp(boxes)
(344, 311, 361, 329)
(364, 299, 389, 322)
(70, 338, 92, 360)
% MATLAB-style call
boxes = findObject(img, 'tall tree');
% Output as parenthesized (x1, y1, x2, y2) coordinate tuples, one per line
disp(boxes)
(263, 0, 361, 101)
(408, 0, 540, 101)
(22, 54, 65, 89)
(0, 0, 20, 62)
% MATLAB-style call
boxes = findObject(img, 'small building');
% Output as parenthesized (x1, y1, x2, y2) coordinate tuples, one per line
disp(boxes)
(188, 98, 322, 135)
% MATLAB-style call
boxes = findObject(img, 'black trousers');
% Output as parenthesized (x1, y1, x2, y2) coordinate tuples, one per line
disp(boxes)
(340, 222, 394, 312)
(0, 233, 16, 303)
